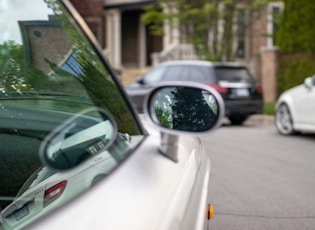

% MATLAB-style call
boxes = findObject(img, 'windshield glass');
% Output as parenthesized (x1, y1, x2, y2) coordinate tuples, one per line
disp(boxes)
(0, 0, 143, 228)
(214, 67, 254, 82)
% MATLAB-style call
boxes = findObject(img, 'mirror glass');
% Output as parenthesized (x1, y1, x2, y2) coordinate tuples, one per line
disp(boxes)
(40, 108, 117, 170)
(148, 86, 221, 132)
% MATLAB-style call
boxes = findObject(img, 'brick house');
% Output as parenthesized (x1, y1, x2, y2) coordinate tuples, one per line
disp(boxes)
(69, 0, 105, 47)
(70, 0, 284, 102)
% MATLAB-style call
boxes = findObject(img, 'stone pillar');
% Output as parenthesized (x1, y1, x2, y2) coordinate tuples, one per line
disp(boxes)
(260, 46, 280, 103)
(106, 9, 121, 69)
(138, 18, 146, 68)
(162, 3, 179, 50)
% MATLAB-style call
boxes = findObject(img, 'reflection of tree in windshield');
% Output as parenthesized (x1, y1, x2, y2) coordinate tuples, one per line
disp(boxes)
(171, 87, 217, 131)
(43, 0, 141, 135)
(0, 41, 27, 93)
(0, 0, 142, 210)
(0, 0, 141, 135)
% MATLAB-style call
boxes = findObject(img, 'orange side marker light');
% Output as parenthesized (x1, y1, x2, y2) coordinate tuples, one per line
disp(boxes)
(208, 204, 214, 220)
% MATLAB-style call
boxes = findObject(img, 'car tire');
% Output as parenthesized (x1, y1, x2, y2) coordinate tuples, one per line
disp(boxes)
(275, 103, 296, 135)
(91, 174, 106, 186)
(228, 115, 247, 125)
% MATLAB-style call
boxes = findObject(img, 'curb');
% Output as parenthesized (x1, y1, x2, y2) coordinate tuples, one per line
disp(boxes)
(245, 114, 274, 126)
(223, 115, 275, 126)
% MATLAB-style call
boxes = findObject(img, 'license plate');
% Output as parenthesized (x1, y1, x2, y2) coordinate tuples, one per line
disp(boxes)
(15, 205, 29, 221)
(235, 88, 249, 97)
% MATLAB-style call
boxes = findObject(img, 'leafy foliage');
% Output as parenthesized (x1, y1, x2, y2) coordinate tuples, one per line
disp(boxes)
(0, 41, 27, 92)
(142, 0, 270, 61)
(171, 87, 217, 131)
(275, 0, 315, 95)
(277, 53, 315, 95)
(44, 0, 141, 135)
(275, 0, 315, 53)
(154, 87, 218, 131)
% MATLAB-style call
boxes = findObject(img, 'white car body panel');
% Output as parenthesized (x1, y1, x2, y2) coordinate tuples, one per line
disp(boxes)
(28, 132, 211, 230)
(276, 80, 315, 133)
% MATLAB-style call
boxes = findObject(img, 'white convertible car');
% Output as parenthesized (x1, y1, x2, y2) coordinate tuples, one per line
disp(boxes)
(0, 1, 224, 230)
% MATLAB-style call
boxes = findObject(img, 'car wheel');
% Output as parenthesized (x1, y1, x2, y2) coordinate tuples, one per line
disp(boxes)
(91, 174, 106, 186)
(275, 103, 296, 135)
(228, 115, 247, 125)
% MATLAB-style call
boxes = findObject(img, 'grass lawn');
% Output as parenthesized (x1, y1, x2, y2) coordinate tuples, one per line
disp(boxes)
(264, 102, 275, 116)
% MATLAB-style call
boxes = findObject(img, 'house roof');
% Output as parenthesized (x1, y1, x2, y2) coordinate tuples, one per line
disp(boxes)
(105, 0, 155, 11)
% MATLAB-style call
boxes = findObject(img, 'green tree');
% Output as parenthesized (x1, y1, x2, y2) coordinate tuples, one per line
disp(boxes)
(44, 0, 141, 134)
(171, 87, 216, 131)
(142, 0, 270, 61)
(0, 41, 26, 92)
(275, 0, 315, 95)
(276, 0, 315, 53)
(152, 87, 218, 130)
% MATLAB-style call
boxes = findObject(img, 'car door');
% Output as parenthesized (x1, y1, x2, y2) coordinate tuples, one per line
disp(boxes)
(28, 134, 209, 230)
(292, 77, 315, 129)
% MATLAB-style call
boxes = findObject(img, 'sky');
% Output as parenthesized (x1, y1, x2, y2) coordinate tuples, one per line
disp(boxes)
(0, 0, 54, 44)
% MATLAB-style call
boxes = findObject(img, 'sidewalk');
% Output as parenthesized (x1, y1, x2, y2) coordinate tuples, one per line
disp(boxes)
(120, 67, 151, 86)
(223, 114, 274, 126)
(247, 114, 275, 126)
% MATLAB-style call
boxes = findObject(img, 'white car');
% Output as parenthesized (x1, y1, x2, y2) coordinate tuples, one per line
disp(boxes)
(0, 0, 224, 230)
(275, 75, 315, 135)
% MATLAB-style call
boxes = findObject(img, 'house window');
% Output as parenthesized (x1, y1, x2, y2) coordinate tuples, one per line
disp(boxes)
(267, 2, 284, 47)
(61, 52, 83, 77)
(236, 8, 246, 58)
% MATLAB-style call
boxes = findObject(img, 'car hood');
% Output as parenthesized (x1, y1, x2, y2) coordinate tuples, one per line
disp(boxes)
(279, 84, 304, 99)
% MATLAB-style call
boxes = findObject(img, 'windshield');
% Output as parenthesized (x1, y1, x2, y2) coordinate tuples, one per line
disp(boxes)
(143, 64, 216, 84)
(0, 0, 143, 228)
(214, 66, 254, 82)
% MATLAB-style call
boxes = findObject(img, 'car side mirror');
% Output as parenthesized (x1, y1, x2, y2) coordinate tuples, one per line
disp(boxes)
(143, 82, 224, 161)
(304, 77, 313, 90)
(137, 78, 145, 85)
(144, 82, 224, 133)
(40, 108, 117, 171)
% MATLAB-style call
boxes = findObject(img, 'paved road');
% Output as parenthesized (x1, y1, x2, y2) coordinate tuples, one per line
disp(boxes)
(203, 116, 315, 230)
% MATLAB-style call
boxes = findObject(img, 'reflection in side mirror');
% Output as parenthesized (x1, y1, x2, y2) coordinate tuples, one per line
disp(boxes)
(40, 108, 117, 171)
(145, 83, 224, 133)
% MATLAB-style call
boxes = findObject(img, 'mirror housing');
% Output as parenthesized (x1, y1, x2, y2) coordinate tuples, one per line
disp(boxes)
(143, 82, 224, 161)
(144, 82, 224, 134)
(304, 76, 314, 90)
(40, 108, 117, 171)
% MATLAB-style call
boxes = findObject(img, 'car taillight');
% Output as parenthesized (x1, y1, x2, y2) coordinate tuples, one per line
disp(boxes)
(255, 86, 263, 94)
(44, 181, 67, 207)
(209, 84, 229, 94)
